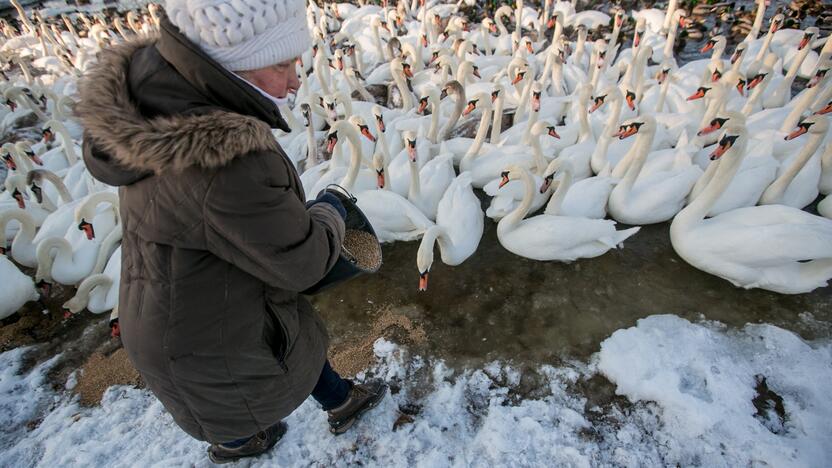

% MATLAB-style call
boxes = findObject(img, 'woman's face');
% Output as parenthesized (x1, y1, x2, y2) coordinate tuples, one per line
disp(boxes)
(237, 58, 300, 99)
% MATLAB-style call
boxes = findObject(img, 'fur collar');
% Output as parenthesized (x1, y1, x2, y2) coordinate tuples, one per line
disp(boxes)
(77, 36, 280, 174)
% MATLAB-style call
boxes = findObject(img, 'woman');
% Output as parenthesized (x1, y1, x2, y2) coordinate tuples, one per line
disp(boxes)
(76, 0, 386, 463)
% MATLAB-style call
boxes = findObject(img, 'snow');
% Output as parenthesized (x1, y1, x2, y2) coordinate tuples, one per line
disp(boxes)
(0, 316, 830, 467)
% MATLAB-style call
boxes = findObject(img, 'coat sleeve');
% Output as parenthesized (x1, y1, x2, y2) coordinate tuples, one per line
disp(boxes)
(203, 150, 345, 292)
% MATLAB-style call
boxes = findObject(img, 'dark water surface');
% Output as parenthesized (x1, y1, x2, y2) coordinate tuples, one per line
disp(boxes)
(313, 207, 832, 368)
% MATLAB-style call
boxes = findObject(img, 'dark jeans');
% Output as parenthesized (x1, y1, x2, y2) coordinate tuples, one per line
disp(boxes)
(311, 360, 352, 411)
(221, 360, 350, 447)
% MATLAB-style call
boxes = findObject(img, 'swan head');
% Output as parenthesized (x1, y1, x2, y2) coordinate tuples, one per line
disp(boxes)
(815, 99, 832, 116)
(718, 69, 747, 96)
(730, 42, 746, 65)
(25, 168, 53, 203)
(498, 165, 530, 189)
(797, 27, 819, 51)
(372, 151, 386, 189)
(1, 144, 17, 172)
(589, 87, 621, 113)
(348, 115, 376, 143)
(613, 116, 656, 140)
(15, 141, 43, 166)
(539, 158, 565, 193)
(700, 35, 725, 54)
(416, 236, 434, 291)
(483, 17, 497, 34)
(808, 66, 829, 88)
(371, 105, 386, 132)
(300, 103, 312, 126)
(403, 131, 418, 162)
(440, 80, 463, 100)
(530, 82, 543, 112)
(685, 85, 713, 101)
(698, 111, 746, 136)
(709, 124, 746, 160)
(768, 14, 784, 34)
(462, 92, 491, 116)
(74, 192, 120, 240)
(785, 115, 828, 141)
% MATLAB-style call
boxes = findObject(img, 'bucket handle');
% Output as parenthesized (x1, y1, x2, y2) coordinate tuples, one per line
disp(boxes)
(324, 184, 358, 203)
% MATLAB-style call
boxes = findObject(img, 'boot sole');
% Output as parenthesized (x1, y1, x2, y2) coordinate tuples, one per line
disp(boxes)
(330, 384, 388, 436)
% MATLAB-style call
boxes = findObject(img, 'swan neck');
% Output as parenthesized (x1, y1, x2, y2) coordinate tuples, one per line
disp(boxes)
(490, 94, 505, 144)
(499, 168, 535, 234)
(619, 129, 654, 190)
(341, 127, 363, 190)
(545, 167, 572, 215)
(676, 140, 746, 229)
(440, 88, 465, 140)
(462, 107, 493, 163)
(765, 133, 823, 201)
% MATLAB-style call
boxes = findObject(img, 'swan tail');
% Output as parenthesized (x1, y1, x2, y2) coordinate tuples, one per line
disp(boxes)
(604, 226, 641, 248)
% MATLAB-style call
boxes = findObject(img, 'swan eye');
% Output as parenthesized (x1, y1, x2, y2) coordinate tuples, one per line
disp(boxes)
(500, 171, 509, 179)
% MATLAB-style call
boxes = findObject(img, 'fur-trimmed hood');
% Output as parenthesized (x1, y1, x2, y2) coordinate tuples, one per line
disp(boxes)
(78, 16, 290, 184)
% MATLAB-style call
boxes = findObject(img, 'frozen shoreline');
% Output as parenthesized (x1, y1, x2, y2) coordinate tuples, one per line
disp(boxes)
(1, 315, 830, 467)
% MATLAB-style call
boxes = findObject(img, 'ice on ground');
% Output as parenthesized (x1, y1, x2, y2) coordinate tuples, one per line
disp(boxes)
(0, 315, 829, 467)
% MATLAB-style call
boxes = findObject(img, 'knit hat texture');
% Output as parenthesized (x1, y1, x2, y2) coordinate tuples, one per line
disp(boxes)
(165, 0, 310, 71)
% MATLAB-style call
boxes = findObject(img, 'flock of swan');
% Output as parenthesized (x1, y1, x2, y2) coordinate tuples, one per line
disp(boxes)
(1, 0, 832, 331)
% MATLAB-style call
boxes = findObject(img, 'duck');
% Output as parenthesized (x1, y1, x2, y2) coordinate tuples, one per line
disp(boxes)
(416, 172, 484, 290)
(670, 124, 832, 294)
(496, 165, 639, 262)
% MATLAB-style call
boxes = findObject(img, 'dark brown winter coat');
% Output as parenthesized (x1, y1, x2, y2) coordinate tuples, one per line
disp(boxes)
(76, 16, 345, 443)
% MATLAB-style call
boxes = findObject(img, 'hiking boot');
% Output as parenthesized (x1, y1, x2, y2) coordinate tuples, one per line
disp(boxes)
(207, 421, 287, 464)
(327, 380, 387, 435)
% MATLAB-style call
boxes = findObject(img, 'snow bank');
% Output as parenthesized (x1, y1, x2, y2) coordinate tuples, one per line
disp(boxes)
(0, 315, 829, 467)
(597, 314, 832, 467)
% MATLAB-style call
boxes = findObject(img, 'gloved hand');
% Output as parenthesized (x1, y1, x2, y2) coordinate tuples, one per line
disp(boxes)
(306, 191, 347, 220)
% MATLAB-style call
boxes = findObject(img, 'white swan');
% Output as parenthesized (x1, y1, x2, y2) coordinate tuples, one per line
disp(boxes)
(35, 191, 120, 286)
(670, 124, 832, 294)
(608, 116, 703, 225)
(0, 255, 39, 320)
(496, 165, 639, 262)
(0, 209, 38, 267)
(416, 172, 484, 290)
(759, 115, 828, 209)
(541, 158, 618, 220)
(63, 240, 121, 317)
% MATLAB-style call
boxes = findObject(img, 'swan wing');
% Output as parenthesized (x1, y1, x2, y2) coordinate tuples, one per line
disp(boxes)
(691, 208, 832, 266)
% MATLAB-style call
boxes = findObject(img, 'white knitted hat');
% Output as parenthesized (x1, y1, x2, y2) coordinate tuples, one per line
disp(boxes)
(165, 0, 310, 71)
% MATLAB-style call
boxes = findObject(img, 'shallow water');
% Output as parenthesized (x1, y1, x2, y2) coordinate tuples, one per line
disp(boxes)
(312, 198, 832, 368)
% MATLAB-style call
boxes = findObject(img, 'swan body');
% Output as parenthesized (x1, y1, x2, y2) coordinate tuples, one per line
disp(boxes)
(496, 165, 639, 262)
(671, 125, 832, 294)
(0, 256, 39, 320)
(416, 173, 484, 289)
